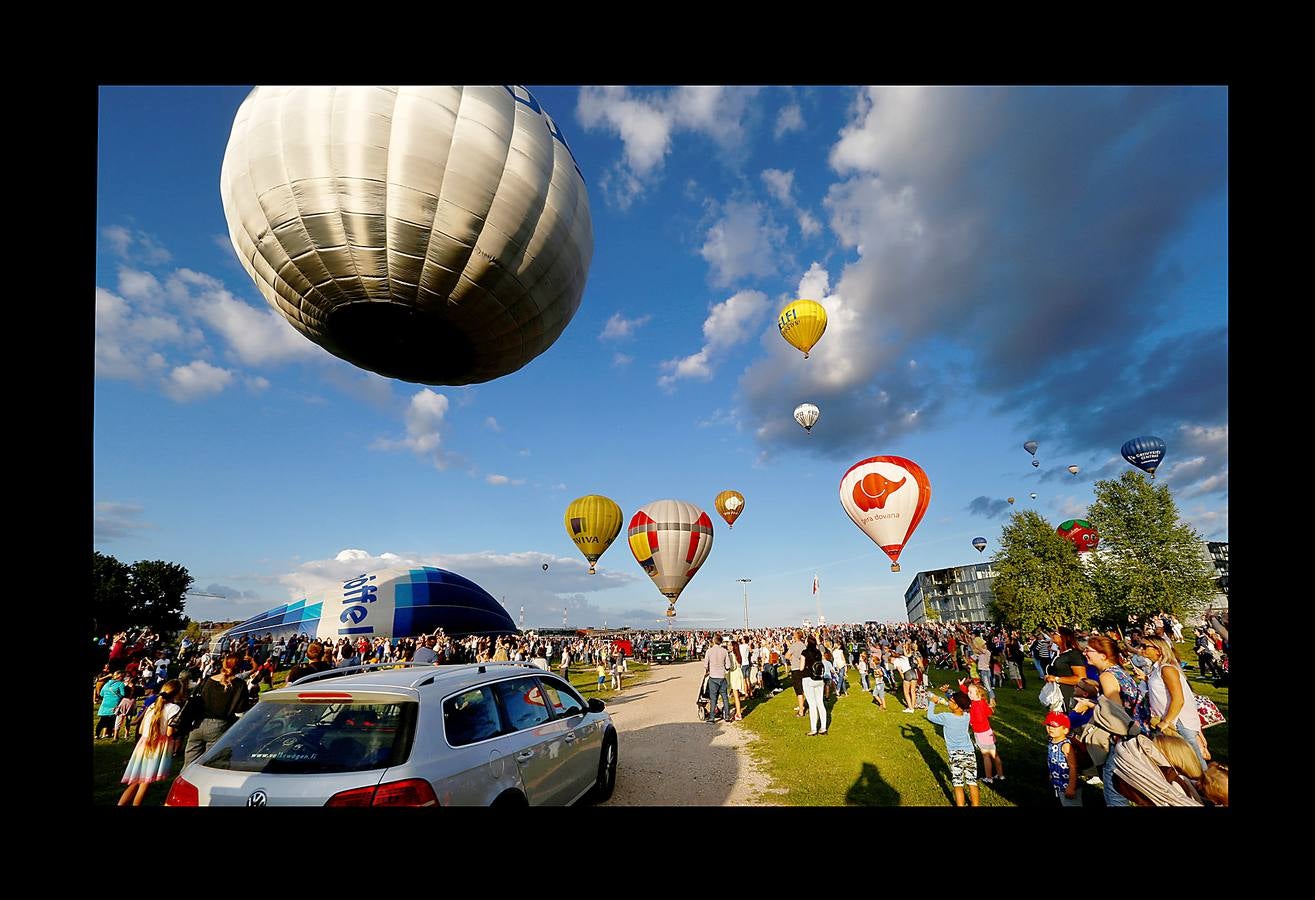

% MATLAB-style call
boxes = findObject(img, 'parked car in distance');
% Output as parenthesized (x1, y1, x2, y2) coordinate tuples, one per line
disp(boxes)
(650, 640, 673, 664)
(165, 662, 617, 807)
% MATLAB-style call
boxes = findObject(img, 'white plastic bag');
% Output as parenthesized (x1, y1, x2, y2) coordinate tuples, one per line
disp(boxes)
(1039, 679, 1064, 710)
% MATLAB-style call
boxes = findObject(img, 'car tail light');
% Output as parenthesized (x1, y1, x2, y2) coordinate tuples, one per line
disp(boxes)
(326, 779, 438, 807)
(165, 776, 199, 806)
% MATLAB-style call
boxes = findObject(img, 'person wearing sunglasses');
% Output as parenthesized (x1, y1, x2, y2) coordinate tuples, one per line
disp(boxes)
(1135, 635, 1208, 770)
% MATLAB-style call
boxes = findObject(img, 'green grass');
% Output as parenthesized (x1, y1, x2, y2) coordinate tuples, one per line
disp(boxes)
(738, 644, 1227, 806)
(92, 659, 653, 805)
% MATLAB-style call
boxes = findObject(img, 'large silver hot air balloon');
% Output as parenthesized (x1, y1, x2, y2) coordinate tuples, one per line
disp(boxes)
(219, 85, 593, 385)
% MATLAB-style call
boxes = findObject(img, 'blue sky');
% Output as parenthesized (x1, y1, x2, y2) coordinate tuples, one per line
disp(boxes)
(94, 85, 1228, 629)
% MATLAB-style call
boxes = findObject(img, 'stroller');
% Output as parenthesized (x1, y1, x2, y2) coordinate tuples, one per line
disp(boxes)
(696, 674, 712, 721)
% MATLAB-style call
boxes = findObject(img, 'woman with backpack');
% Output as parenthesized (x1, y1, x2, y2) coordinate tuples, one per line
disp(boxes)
(801, 635, 828, 735)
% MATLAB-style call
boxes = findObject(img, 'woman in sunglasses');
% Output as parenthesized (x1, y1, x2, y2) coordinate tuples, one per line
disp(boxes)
(1136, 635, 1208, 770)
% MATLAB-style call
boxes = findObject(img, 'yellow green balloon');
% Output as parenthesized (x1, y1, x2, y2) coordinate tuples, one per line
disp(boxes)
(564, 495, 623, 574)
(778, 299, 828, 359)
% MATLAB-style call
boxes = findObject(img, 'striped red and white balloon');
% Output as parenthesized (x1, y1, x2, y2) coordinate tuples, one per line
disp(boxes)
(627, 500, 714, 615)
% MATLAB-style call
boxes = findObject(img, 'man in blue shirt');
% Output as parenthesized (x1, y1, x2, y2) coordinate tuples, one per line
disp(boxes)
(926, 689, 980, 807)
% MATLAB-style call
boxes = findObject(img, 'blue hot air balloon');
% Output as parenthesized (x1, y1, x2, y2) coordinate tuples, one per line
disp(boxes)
(1122, 435, 1167, 478)
(972, 537, 988, 553)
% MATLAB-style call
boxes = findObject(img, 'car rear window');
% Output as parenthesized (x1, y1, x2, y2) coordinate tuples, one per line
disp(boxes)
(203, 696, 417, 774)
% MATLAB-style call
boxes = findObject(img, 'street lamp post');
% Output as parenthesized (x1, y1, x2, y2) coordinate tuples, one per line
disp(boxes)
(737, 578, 752, 630)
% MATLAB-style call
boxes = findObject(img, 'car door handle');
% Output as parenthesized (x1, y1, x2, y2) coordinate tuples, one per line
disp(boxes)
(516, 751, 534, 761)
(563, 733, 576, 743)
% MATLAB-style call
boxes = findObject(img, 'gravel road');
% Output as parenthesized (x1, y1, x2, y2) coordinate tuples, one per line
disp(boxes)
(600, 660, 775, 806)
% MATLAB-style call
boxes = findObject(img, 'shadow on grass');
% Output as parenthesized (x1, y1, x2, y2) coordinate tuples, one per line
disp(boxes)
(845, 762, 901, 806)
(900, 723, 953, 804)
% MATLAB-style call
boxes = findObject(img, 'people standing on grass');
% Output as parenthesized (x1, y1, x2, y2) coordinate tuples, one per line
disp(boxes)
(966, 682, 1004, 784)
(96, 670, 127, 740)
(1136, 635, 1209, 770)
(118, 679, 184, 806)
(1044, 711, 1082, 807)
(1044, 627, 1088, 709)
(801, 635, 828, 735)
(925, 689, 979, 807)
(787, 630, 808, 718)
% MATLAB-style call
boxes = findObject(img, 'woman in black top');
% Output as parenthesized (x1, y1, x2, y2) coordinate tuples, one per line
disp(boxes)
(182, 653, 251, 768)
(800, 636, 828, 735)
(1044, 627, 1088, 707)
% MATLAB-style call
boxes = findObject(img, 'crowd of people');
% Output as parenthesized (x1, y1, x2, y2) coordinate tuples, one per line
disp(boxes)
(93, 608, 1229, 807)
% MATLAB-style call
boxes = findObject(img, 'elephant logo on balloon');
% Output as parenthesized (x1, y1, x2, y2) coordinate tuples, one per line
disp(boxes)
(852, 473, 907, 512)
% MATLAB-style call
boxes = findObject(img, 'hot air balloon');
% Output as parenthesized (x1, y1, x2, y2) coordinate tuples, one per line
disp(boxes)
(1030, 492, 1038, 501)
(1033, 460, 1040, 468)
(1007, 497, 1015, 505)
(794, 402, 820, 434)
(1024, 441, 1038, 456)
(542, 563, 549, 571)
(839, 456, 932, 573)
(714, 490, 745, 529)
(778, 300, 828, 358)
(1122, 435, 1167, 478)
(972, 537, 987, 553)
(1068, 465, 1080, 476)
(1057, 519, 1100, 553)
(563, 495, 622, 575)
(220, 85, 593, 386)
(628, 500, 715, 616)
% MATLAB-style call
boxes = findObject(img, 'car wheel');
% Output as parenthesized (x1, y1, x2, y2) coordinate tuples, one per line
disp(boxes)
(491, 789, 527, 808)
(592, 732, 618, 803)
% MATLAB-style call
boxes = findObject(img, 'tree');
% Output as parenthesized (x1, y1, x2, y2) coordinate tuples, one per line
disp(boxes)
(1085, 471, 1216, 625)
(989, 510, 1097, 632)
(128, 560, 192, 634)
(93, 551, 134, 636)
(92, 553, 192, 636)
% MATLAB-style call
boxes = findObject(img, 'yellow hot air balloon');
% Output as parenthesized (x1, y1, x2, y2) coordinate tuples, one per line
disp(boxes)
(714, 490, 745, 529)
(778, 299, 827, 359)
(563, 495, 623, 574)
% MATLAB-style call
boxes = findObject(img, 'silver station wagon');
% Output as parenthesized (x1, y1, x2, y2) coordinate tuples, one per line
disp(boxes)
(165, 662, 617, 806)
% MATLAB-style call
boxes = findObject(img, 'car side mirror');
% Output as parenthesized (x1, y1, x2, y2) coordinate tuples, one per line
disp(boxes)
(587, 698, 606, 713)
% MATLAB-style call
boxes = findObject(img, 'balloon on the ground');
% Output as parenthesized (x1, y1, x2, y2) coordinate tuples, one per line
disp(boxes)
(972, 537, 987, 553)
(628, 500, 715, 616)
(563, 495, 623, 575)
(794, 402, 820, 434)
(1057, 519, 1100, 553)
(778, 299, 828, 358)
(1122, 435, 1167, 478)
(220, 85, 593, 386)
(839, 456, 932, 573)
(714, 490, 746, 529)
(209, 566, 515, 649)
(1068, 465, 1080, 475)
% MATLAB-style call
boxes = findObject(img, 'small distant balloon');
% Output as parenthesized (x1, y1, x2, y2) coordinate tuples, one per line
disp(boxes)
(972, 537, 987, 553)
(714, 490, 746, 529)
(1024, 441, 1039, 456)
(794, 402, 820, 434)
(1007, 497, 1015, 505)
(1029, 492, 1038, 500)
(542, 563, 549, 572)
(1032, 459, 1040, 468)
(1122, 435, 1167, 478)
(1068, 465, 1080, 476)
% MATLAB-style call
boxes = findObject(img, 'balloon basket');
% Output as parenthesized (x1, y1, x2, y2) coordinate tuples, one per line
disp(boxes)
(890, 563, 901, 573)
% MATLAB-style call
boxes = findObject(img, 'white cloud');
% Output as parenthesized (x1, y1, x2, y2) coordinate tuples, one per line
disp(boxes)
(486, 473, 525, 486)
(761, 168, 823, 242)
(700, 200, 789, 287)
(163, 360, 234, 402)
(576, 86, 761, 207)
(484, 416, 502, 432)
(102, 225, 172, 265)
(612, 353, 634, 368)
(246, 375, 270, 392)
(600, 312, 652, 340)
(169, 269, 319, 367)
(659, 289, 768, 390)
(775, 103, 805, 139)
(372, 389, 452, 469)
(96, 287, 187, 382)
